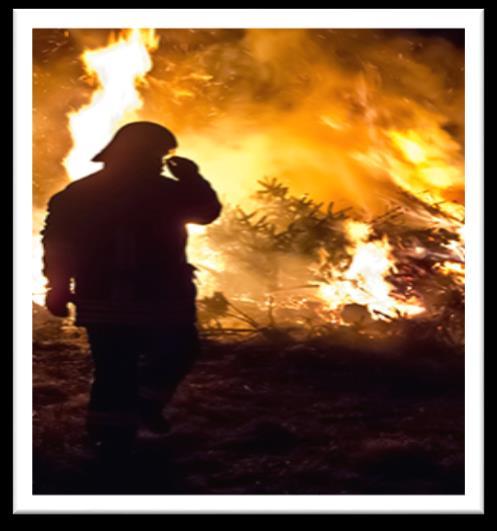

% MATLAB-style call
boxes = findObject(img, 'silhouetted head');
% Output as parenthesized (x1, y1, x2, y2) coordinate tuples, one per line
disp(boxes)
(92, 122, 178, 173)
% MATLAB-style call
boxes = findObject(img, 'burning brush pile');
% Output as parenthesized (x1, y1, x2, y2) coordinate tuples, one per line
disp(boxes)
(33, 28, 465, 350)
(191, 176, 464, 348)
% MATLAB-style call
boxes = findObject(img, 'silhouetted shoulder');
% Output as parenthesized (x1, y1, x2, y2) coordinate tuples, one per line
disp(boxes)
(59, 171, 107, 195)
(47, 172, 105, 206)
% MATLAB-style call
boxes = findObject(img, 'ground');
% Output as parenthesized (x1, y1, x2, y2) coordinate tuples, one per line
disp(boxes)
(33, 305, 464, 495)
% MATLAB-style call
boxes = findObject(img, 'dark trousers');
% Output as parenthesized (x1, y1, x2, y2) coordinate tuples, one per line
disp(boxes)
(85, 324, 200, 445)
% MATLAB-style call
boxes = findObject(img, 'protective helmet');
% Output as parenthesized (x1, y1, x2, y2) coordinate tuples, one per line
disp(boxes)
(92, 121, 178, 163)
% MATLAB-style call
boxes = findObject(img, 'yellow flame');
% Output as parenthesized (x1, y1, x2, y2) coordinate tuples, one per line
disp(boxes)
(436, 261, 465, 284)
(186, 224, 225, 296)
(63, 29, 159, 181)
(33, 209, 50, 306)
(388, 129, 466, 273)
(387, 128, 465, 220)
(389, 130, 428, 165)
(345, 219, 371, 242)
(318, 220, 425, 320)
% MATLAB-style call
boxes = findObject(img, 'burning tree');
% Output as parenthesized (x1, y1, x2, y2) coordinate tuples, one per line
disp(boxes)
(33, 28, 465, 349)
(192, 177, 464, 348)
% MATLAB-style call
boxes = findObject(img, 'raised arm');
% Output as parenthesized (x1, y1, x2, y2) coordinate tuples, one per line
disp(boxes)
(166, 156, 222, 225)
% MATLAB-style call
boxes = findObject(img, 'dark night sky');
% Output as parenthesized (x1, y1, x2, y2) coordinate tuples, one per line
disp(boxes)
(407, 29, 464, 48)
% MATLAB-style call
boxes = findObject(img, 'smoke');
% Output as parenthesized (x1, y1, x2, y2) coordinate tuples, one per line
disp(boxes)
(33, 28, 464, 214)
(139, 29, 464, 212)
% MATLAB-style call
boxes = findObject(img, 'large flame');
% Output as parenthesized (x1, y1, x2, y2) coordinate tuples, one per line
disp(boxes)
(33, 28, 466, 328)
(63, 29, 159, 181)
(33, 29, 159, 304)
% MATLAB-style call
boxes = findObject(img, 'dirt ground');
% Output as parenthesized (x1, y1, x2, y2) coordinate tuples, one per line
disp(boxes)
(32, 305, 464, 495)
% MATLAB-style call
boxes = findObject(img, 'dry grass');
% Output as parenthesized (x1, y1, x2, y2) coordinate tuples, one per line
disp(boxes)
(33, 305, 463, 495)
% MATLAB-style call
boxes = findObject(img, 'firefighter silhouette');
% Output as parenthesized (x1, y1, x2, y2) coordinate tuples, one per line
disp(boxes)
(42, 122, 222, 454)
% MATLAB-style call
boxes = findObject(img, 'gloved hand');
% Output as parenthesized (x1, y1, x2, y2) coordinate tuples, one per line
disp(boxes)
(45, 287, 72, 318)
(166, 156, 200, 181)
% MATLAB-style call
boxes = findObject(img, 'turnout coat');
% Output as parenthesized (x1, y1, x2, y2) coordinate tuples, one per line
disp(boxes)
(42, 167, 222, 326)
